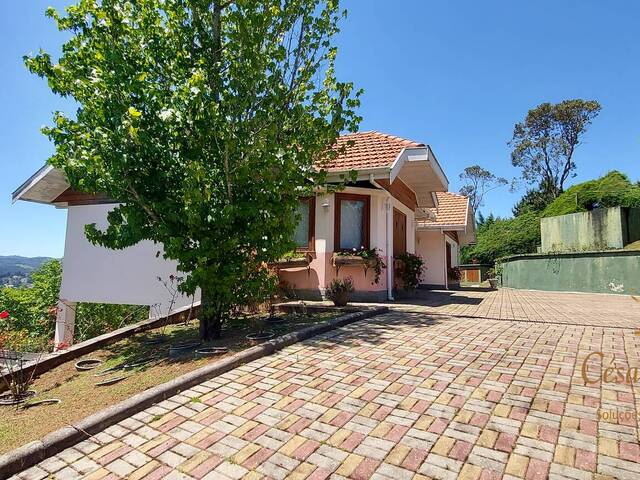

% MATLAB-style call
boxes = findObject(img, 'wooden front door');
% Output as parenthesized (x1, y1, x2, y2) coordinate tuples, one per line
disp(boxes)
(393, 209, 407, 257)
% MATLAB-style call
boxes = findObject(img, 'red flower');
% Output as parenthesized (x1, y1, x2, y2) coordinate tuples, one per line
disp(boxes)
(0, 311, 9, 319)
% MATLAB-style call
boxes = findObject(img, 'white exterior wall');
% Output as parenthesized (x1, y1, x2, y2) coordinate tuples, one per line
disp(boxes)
(60, 204, 198, 314)
(445, 235, 459, 267)
(415, 230, 446, 287)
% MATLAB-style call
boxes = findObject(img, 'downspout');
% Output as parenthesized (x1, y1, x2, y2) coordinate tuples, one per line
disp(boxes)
(370, 174, 394, 301)
(442, 229, 448, 290)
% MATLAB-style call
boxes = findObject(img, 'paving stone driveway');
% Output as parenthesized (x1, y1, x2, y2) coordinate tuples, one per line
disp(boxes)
(12, 294, 640, 480)
(388, 288, 640, 328)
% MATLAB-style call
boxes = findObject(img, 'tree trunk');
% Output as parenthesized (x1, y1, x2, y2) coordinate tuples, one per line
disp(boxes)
(199, 289, 224, 341)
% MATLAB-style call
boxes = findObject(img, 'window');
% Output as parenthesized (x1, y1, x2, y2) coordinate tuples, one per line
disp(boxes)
(293, 197, 315, 251)
(334, 193, 370, 251)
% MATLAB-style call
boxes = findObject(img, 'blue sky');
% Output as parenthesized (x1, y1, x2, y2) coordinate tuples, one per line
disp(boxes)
(2, 1, 639, 257)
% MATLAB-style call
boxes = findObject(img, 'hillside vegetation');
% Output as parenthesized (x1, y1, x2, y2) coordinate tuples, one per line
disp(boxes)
(542, 171, 640, 217)
(463, 171, 640, 264)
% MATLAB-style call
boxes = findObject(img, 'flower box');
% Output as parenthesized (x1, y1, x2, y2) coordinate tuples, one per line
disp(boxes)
(332, 254, 368, 268)
(269, 254, 312, 270)
(331, 253, 379, 277)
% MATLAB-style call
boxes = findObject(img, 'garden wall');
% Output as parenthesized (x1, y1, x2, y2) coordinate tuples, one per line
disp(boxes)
(500, 250, 640, 295)
(541, 207, 640, 252)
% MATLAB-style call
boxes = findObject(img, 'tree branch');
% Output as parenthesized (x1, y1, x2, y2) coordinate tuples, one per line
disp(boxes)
(127, 183, 160, 223)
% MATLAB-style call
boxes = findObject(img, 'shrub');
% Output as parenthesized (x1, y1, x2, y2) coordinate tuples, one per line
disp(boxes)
(447, 266, 462, 282)
(325, 277, 355, 301)
(461, 211, 542, 265)
(395, 253, 424, 292)
(463, 171, 640, 265)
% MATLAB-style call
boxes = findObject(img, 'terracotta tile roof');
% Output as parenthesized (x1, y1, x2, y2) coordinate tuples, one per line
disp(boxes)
(418, 191, 470, 227)
(319, 131, 424, 171)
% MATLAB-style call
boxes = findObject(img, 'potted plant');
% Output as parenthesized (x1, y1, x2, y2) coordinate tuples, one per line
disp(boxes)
(270, 251, 312, 269)
(395, 252, 424, 295)
(325, 277, 354, 307)
(486, 265, 500, 289)
(447, 266, 462, 289)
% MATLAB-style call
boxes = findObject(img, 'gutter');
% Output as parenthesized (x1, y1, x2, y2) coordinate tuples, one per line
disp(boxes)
(417, 224, 467, 230)
(443, 234, 448, 290)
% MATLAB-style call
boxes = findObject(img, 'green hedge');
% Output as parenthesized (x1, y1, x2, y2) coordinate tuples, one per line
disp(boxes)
(462, 212, 541, 265)
(543, 171, 640, 217)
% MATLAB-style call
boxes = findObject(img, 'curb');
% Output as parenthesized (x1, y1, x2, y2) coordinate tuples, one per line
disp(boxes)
(0, 306, 388, 479)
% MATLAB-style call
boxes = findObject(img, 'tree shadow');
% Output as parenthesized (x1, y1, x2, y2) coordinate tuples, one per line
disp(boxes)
(395, 290, 486, 307)
(101, 311, 339, 371)
(298, 310, 451, 353)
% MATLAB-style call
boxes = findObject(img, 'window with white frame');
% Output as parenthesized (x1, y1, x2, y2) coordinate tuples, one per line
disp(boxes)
(334, 193, 370, 251)
(293, 197, 315, 251)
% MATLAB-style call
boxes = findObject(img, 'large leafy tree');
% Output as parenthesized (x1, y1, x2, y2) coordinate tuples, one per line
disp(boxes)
(510, 99, 601, 198)
(26, 0, 361, 340)
(458, 165, 507, 215)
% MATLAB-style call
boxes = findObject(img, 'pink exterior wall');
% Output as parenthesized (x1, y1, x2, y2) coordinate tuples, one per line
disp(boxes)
(278, 189, 406, 301)
(280, 188, 396, 299)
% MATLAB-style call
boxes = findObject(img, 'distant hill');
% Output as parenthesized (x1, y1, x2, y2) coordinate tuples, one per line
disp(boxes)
(0, 256, 54, 287)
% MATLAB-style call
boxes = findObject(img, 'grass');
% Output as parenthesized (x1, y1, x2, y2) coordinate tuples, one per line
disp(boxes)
(0, 310, 337, 453)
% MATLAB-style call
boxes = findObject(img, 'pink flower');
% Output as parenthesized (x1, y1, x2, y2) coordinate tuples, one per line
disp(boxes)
(0, 311, 9, 319)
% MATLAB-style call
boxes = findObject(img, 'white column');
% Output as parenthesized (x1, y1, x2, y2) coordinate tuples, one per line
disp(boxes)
(54, 299, 76, 349)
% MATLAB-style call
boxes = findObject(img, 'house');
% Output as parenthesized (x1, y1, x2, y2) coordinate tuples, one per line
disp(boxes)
(13, 131, 475, 347)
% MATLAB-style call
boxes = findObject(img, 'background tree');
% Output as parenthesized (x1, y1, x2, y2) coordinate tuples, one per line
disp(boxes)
(511, 184, 556, 216)
(459, 165, 507, 214)
(510, 99, 601, 198)
(26, 0, 361, 340)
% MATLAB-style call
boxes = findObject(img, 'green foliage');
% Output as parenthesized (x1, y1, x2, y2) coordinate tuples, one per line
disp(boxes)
(74, 303, 147, 342)
(0, 260, 146, 350)
(511, 186, 556, 216)
(510, 99, 601, 197)
(27, 0, 361, 340)
(542, 171, 640, 217)
(464, 171, 640, 265)
(395, 252, 424, 292)
(0, 260, 61, 339)
(325, 277, 354, 299)
(461, 212, 542, 265)
(335, 247, 386, 284)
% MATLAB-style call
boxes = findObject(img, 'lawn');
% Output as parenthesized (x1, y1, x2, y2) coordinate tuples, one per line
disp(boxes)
(0, 310, 338, 453)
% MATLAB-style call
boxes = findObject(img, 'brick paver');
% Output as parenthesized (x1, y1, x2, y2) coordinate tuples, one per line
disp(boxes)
(389, 288, 640, 328)
(10, 291, 640, 480)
